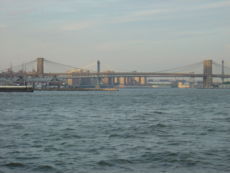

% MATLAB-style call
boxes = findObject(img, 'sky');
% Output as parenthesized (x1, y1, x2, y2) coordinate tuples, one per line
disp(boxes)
(0, 0, 230, 71)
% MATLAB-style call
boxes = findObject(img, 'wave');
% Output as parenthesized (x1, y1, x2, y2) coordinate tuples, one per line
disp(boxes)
(97, 159, 133, 167)
(3, 162, 26, 168)
(138, 151, 203, 167)
(32, 165, 61, 173)
(109, 133, 136, 138)
(97, 160, 114, 167)
(153, 111, 164, 114)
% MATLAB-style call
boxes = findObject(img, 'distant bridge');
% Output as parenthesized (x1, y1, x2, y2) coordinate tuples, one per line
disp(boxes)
(1, 57, 230, 88)
(31, 72, 230, 78)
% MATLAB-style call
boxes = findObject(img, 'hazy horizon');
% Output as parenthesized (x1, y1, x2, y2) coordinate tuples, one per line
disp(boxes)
(0, 0, 230, 72)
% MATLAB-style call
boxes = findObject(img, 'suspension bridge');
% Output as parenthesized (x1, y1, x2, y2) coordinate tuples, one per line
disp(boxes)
(0, 57, 230, 88)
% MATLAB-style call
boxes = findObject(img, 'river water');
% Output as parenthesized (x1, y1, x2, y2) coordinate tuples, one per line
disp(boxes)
(0, 89, 229, 173)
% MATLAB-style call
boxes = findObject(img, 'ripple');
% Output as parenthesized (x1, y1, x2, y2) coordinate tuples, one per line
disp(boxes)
(97, 160, 114, 167)
(61, 133, 82, 139)
(138, 151, 204, 167)
(112, 159, 133, 164)
(32, 165, 60, 173)
(149, 123, 167, 129)
(43, 146, 61, 152)
(109, 133, 136, 138)
(97, 159, 133, 167)
(153, 111, 164, 114)
(3, 162, 26, 168)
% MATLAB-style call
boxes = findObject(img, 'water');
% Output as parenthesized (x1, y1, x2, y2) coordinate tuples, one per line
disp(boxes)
(0, 89, 230, 173)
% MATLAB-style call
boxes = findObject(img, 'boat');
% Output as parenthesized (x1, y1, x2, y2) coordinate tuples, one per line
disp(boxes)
(0, 86, 34, 92)
(177, 82, 190, 88)
(35, 88, 119, 91)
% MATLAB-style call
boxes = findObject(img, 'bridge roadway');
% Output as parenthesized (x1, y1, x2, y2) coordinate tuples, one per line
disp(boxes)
(25, 72, 230, 79)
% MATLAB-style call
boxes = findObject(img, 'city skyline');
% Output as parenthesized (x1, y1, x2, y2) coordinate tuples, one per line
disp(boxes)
(0, 0, 230, 71)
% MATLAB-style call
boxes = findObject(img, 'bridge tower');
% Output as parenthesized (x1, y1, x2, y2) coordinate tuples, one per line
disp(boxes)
(37, 57, 44, 75)
(222, 60, 224, 83)
(97, 60, 100, 73)
(96, 60, 101, 88)
(203, 60, 213, 88)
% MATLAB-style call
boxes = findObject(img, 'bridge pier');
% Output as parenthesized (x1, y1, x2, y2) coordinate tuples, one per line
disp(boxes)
(101, 77, 114, 87)
(126, 77, 131, 85)
(118, 77, 126, 87)
(110, 77, 115, 86)
(133, 77, 140, 85)
(139, 77, 147, 85)
(114, 77, 119, 85)
(124, 77, 128, 85)
(203, 60, 213, 88)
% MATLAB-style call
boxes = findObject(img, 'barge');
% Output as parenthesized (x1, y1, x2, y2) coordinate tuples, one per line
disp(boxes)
(35, 88, 119, 91)
(0, 86, 34, 92)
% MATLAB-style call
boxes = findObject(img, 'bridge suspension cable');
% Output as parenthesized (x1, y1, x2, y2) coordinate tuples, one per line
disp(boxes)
(213, 61, 230, 75)
(153, 61, 203, 74)
(44, 59, 81, 71)
(0, 59, 37, 73)
(79, 62, 97, 72)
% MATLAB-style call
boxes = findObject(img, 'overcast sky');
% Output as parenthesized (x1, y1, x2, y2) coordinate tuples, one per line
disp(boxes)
(0, 0, 230, 71)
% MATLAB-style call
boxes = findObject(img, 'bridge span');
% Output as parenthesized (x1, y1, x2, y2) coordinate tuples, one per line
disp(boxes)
(36, 72, 230, 78)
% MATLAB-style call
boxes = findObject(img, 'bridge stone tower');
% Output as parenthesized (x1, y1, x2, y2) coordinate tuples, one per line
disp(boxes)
(37, 57, 44, 75)
(203, 60, 213, 88)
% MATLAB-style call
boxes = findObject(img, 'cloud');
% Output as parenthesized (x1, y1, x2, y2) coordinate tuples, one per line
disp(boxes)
(112, 0, 230, 24)
(111, 9, 171, 23)
(58, 0, 230, 31)
(58, 8, 169, 31)
(60, 21, 97, 31)
(7, 8, 36, 16)
(197, 1, 230, 9)
(133, 9, 171, 17)
(0, 24, 7, 30)
(225, 44, 230, 50)
(95, 40, 145, 51)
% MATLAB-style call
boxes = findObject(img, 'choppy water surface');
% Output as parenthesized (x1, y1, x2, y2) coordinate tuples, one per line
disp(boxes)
(0, 89, 230, 173)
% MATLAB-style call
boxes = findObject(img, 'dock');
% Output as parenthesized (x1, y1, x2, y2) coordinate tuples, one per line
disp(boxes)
(0, 86, 34, 92)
